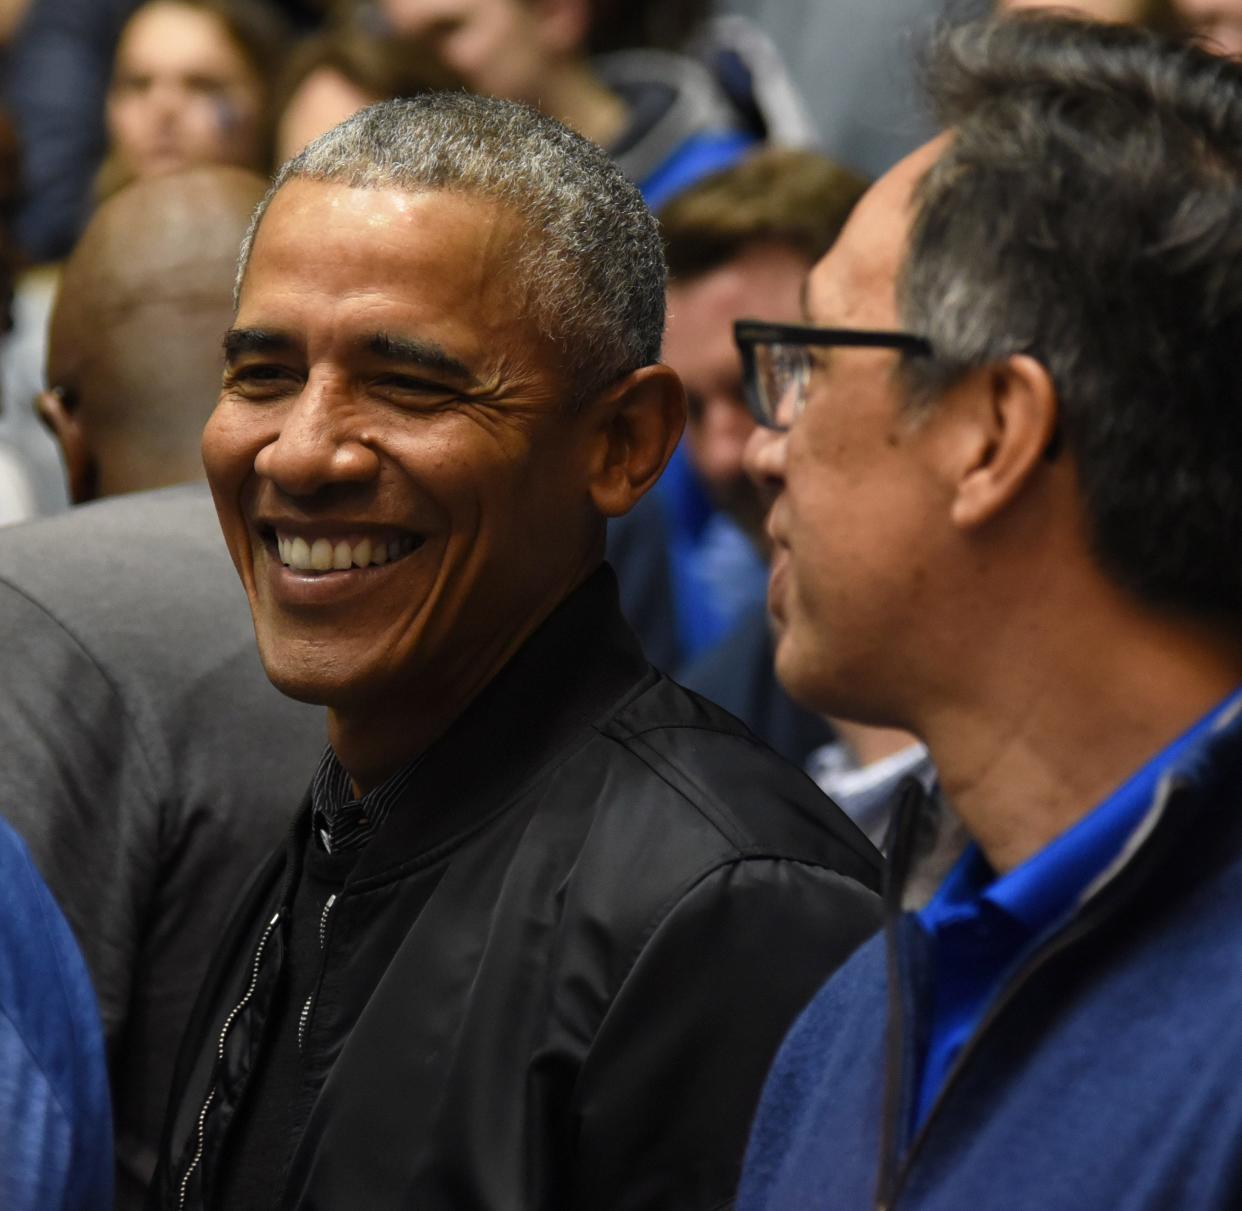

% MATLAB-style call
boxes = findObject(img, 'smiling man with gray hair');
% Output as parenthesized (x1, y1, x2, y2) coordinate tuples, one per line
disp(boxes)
(148, 93, 882, 1211)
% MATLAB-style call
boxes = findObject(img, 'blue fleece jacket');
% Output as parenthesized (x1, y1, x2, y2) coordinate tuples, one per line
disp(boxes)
(739, 703, 1242, 1211)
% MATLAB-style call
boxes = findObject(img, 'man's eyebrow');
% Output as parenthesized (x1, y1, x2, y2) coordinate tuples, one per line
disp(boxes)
(367, 333, 478, 387)
(222, 328, 297, 363)
(221, 328, 481, 388)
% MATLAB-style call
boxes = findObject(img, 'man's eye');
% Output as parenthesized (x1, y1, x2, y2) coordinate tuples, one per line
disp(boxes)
(374, 375, 459, 404)
(223, 365, 299, 397)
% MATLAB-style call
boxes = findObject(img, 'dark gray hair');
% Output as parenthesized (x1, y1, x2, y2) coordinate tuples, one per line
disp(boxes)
(237, 92, 667, 402)
(901, 15, 1242, 619)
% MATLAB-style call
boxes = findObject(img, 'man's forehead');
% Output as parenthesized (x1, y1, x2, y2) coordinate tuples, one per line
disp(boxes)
(237, 177, 569, 388)
(241, 179, 527, 314)
(805, 135, 947, 326)
(252, 178, 519, 257)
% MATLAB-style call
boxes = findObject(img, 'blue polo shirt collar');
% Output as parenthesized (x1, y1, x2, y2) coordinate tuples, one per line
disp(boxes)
(912, 686, 1242, 1132)
(928, 687, 1242, 937)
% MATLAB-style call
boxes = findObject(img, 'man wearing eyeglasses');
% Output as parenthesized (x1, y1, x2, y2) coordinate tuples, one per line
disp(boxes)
(735, 14, 1242, 1211)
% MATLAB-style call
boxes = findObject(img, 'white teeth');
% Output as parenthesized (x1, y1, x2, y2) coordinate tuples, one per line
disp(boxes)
(310, 538, 334, 571)
(274, 532, 419, 571)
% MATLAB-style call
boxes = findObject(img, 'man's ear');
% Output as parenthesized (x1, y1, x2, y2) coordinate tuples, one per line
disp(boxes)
(946, 354, 1060, 531)
(586, 363, 686, 519)
(36, 387, 95, 504)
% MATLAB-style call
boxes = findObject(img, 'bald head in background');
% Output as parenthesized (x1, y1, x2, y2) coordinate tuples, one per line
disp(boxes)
(40, 165, 266, 502)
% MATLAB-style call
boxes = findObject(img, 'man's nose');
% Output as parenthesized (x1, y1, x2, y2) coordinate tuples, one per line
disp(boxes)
(253, 379, 380, 497)
(743, 423, 787, 509)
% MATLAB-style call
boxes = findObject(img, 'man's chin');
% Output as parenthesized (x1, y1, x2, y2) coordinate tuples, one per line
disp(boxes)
(771, 627, 833, 717)
(254, 633, 369, 710)
(255, 660, 344, 710)
(261, 668, 336, 708)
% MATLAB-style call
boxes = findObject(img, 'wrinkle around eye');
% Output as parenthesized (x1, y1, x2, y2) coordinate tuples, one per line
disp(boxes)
(221, 365, 303, 402)
(369, 377, 467, 413)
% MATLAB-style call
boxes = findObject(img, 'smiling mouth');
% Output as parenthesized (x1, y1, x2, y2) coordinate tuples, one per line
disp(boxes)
(269, 530, 425, 574)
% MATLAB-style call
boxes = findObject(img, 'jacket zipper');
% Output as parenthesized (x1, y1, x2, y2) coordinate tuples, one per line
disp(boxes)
(297, 893, 337, 1053)
(875, 909, 1099, 1210)
(177, 909, 283, 1211)
(875, 781, 1180, 1210)
(873, 783, 927, 1208)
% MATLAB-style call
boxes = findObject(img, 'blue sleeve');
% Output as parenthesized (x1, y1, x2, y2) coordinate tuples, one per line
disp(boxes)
(0, 819, 113, 1211)
(638, 131, 757, 212)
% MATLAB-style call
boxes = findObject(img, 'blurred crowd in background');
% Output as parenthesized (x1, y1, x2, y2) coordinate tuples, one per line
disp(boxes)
(1, 0, 1240, 525)
(0, 0, 888, 521)
(2, 0, 1239, 528)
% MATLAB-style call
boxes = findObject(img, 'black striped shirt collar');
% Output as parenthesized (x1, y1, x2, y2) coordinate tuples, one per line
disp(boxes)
(309, 746, 421, 855)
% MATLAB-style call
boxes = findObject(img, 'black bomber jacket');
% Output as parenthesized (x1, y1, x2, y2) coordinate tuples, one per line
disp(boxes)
(150, 565, 883, 1211)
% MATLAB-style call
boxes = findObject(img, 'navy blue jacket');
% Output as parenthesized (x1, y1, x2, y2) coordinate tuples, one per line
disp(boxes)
(740, 704, 1242, 1211)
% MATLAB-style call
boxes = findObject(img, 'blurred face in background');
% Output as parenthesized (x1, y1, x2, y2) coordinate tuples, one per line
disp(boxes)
(664, 242, 811, 548)
(107, 1, 267, 181)
(1173, 0, 1242, 54)
(377, 0, 555, 103)
(276, 68, 382, 163)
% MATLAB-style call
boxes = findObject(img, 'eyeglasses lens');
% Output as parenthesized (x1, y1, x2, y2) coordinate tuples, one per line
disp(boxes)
(755, 343, 808, 428)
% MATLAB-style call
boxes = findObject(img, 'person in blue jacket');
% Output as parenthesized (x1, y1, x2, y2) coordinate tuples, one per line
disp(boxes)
(0, 813, 112, 1210)
(734, 14, 1242, 1210)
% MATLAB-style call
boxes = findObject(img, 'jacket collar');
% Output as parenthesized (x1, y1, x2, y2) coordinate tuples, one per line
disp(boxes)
(329, 562, 652, 887)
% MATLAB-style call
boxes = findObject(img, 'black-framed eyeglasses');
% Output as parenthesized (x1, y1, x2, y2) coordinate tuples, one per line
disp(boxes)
(734, 319, 933, 430)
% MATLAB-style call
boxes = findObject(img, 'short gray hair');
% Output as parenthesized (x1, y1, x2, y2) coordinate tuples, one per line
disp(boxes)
(237, 92, 667, 403)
